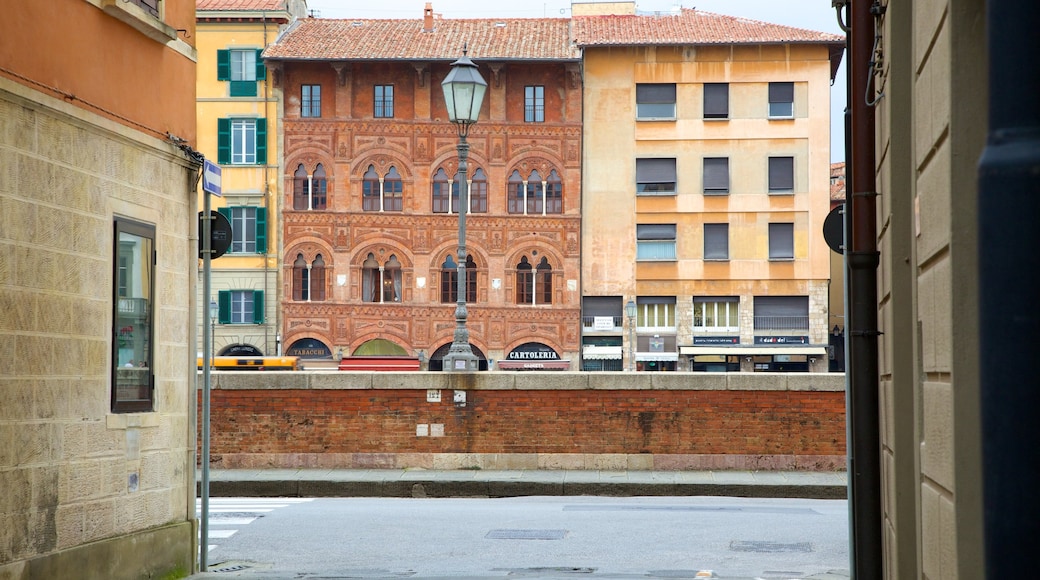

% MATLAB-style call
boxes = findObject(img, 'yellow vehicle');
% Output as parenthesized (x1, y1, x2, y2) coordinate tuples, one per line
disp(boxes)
(197, 356, 300, 371)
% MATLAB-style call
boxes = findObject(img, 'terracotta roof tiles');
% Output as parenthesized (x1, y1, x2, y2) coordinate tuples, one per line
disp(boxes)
(263, 17, 580, 61)
(572, 8, 845, 47)
(197, 0, 287, 11)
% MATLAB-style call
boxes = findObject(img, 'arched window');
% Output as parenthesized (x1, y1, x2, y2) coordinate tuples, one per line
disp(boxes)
(383, 167, 403, 211)
(432, 168, 450, 213)
(312, 164, 327, 210)
(383, 255, 402, 302)
(545, 169, 563, 214)
(516, 255, 552, 305)
(508, 170, 524, 214)
(470, 168, 488, 213)
(293, 164, 328, 211)
(363, 253, 403, 303)
(526, 169, 544, 215)
(362, 166, 380, 212)
(292, 253, 309, 301)
(440, 254, 477, 303)
(293, 165, 308, 210)
(310, 254, 326, 301)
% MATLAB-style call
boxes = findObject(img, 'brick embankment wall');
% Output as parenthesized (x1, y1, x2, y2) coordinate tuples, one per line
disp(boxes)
(198, 372, 846, 471)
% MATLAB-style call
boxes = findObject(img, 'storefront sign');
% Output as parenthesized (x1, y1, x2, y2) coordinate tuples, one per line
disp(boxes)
(507, 342, 560, 361)
(286, 338, 332, 359)
(693, 336, 740, 345)
(754, 336, 809, 345)
(649, 336, 664, 352)
(592, 316, 615, 330)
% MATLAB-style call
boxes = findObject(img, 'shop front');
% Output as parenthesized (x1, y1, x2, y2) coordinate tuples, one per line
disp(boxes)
(498, 342, 571, 371)
(679, 344, 829, 372)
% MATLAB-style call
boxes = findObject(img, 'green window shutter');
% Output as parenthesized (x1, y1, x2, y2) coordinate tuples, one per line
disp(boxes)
(217, 49, 230, 81)
(255, 118, 267, 165)
(255, 49, 266, 80)
(230, 80, 257, 98)
(255, 207, 267, 254)
(252, 290, 265, 324)
(218, 290, 231, 324)
(217, 118, 230, 164)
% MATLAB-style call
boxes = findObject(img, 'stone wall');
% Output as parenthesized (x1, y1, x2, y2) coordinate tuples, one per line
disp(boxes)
(200, 372, 846, 471)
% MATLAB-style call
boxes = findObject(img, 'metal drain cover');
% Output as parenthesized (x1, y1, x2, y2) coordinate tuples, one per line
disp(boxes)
(729, 540, 813, 553)
(486, 529, 568, 540)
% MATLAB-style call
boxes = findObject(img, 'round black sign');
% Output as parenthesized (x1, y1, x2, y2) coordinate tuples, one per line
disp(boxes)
(823, 204, 845, 254)
(198, 210, 233, 259)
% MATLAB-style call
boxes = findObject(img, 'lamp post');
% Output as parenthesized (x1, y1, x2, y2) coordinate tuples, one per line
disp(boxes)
(209, 299, 218, 364)
(625, 299, 637, 372)
(440, 47, 487, 372)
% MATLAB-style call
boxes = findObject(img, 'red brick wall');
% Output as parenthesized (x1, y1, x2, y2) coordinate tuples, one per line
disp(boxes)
(201, 388, 845, 460)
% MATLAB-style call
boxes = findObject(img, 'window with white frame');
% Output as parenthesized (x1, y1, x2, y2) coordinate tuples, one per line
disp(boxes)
(768, 82, 794, 118)
(636, 158, 676, 195)
(218, 206, 267, 254)
(636, 224, 677, 261)
(217, 118, 267, 165)
(693, 297, 739, 331)
(703, 223, 729, 260)
(768, 222, 795, 260)
(217, 48, 265, 97)
(218, 289, 264, 324)
(636, 83, 676, 119)
(636, 297, 676, 330)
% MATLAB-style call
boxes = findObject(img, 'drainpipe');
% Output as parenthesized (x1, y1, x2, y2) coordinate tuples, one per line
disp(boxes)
(845, 0, 882, 576)
(978, 2, 1040, 576)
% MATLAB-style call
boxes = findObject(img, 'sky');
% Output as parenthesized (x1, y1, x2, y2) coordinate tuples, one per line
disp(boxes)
(302, 0, 848, 162)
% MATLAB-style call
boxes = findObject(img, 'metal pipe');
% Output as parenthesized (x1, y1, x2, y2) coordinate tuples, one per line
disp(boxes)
(979, 2, 1040, 576)
(846, 0, 883, 576)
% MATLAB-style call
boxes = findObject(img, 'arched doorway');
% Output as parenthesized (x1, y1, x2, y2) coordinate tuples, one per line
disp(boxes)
(428, 343, 488, 371)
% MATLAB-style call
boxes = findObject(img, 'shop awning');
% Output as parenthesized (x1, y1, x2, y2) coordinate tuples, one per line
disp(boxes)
(678, 346, 828, 356)
(582, 345, 622, 360)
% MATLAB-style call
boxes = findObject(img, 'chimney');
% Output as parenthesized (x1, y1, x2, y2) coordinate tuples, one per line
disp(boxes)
(423, 3, 434, 32)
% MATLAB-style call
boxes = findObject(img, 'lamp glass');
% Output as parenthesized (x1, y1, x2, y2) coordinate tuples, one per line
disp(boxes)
(209, 300, 218, 321)
(441, 54, 487, 124)
(625, 300, 637, 318)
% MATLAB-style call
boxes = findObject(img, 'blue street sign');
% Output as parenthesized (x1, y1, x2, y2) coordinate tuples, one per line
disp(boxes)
(202, 159, 222, 197)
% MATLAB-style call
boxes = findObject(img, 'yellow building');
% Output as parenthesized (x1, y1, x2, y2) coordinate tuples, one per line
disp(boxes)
(573, 4, 844, 372)
(195, 0, 307, 358)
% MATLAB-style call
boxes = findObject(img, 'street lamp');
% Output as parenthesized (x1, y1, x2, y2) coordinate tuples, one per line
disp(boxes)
(625, 300, 637, 372)
(209, 299, 218, 364)
(440, 46, 487, 373)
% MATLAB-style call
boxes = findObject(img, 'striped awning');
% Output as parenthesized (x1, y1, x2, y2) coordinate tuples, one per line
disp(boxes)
(582, 345, 622, 360)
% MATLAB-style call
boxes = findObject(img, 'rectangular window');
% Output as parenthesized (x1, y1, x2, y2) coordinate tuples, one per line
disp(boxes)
(636, 224, 677, 261)
(112, 217, 154, 413)
(636, 83, 676, 119)
(525, 85, 544, 122)
(217, 48, 265, 97)
(218, 290, 265, 324)
(768, 82, 794, 118)
(768, 222, 795, 260)
(754, 295, 809, 330)
(218, 118, 267, 165)
(375, 85, 394, 118)
(636, 158, 676, 195)
(693, 297, 739, 331)
(219, 206, 267, 254)
(129, 0, 160, 17)
(703, 223, 729, 260)
(302, 84, 321, 117)
(703, 157, 729, 194)
(768, 156, 795, 193)
(636, 297, 676, 329)
(703, 83, 729, 119)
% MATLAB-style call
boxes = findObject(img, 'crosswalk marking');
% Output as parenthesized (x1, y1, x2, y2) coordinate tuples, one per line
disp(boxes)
(197, 497, 314, 552)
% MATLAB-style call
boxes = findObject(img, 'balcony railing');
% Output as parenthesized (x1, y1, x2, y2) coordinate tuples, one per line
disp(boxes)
(753, 316, 809, 331)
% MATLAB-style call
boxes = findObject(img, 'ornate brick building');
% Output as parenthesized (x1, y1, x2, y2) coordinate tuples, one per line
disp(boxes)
(263, 7, 582, 369)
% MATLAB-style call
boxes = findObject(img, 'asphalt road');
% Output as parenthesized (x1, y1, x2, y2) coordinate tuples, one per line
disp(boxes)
(195, 495, 850, 579)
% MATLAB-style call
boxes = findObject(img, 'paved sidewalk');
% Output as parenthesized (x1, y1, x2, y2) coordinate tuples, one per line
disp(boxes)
(198, 468, 847, 499)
